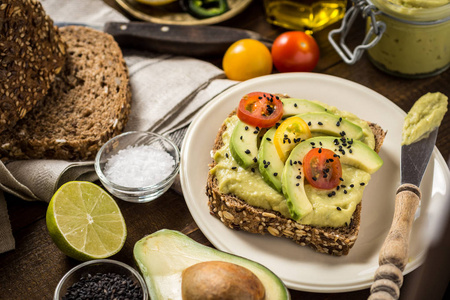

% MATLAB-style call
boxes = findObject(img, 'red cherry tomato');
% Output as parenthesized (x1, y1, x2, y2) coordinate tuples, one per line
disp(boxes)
(303, 148, 342, 190)
(237, 92, 283, 128)
(271, 31, 320, 72)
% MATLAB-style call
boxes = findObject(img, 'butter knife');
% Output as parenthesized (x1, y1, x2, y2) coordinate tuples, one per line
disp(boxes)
(104, 21, 273, 56)
(368, 126, 439, 299)
(56, 21, 273, 57)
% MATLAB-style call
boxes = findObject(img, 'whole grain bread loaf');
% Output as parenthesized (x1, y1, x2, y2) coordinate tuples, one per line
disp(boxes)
(0, 0, 66, 133)
(0, 26, 131, 161)
(206, 112, 386, 256)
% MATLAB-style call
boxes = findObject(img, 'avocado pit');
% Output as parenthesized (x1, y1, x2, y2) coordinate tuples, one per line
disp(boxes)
(181, 261, 265, 300)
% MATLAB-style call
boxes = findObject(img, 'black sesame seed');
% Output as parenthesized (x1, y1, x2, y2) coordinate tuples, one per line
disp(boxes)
(245, 126, 249, 130)
(336, 121, 341, 127)
(296, 183, 300, 186)
(225, 153, 229, 158)
(360, 182, 365, 186)
(310, 142, 315, 146)
(253, 157, 257, 162)
(253, 130, 258, 134)
(273, 173, 278, 176)
(344, 190, 348, 194)
(232, 167, 237, 170)
(294, 103, 298, 107)
(266, 137, 272, 141)
(251, 168, 255, 172)
(350, 184, 354, 188)
(337, 206, 342, 211)
(318, 121, 323, 125)
(318, 148, 322, 153)
(312, 176, 317, 181)
(245, 149, 251, 154)
(339, 177, 344, 181)
(308, 121, 312, 126)
(240, 136, 243, 140)
(296, 175, 301, 179)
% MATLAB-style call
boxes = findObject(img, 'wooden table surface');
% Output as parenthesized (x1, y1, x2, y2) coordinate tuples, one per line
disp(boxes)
(1, 1, 449, 299)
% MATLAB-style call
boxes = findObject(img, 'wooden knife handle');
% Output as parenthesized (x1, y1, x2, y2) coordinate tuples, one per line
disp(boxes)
(368, 183, 421, 300)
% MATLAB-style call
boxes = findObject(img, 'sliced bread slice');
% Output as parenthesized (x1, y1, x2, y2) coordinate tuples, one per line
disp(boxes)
(0, 0, 66, 133)
(0, 26, 131, 161)
(206, 112, 386, 256)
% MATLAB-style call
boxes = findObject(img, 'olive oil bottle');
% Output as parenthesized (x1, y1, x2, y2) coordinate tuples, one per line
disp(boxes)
(263, 0, 347, 33)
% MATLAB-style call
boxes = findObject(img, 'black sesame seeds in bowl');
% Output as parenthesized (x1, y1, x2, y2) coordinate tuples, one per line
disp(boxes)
(54, 259, 148, 300)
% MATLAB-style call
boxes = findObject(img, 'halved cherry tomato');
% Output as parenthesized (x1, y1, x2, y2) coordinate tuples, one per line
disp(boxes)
(303, 148, 342, 190)
(237, 92, 283, 128)
(274, 116, 311, 162)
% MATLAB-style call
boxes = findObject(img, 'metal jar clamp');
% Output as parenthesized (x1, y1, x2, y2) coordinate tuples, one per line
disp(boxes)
(328, 0, 386, 65)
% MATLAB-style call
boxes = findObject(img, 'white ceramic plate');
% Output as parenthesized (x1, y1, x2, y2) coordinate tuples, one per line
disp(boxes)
(180, 73, 450, 292)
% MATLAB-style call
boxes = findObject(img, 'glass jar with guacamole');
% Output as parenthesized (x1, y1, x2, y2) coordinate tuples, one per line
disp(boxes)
(329, 0, 450, 78)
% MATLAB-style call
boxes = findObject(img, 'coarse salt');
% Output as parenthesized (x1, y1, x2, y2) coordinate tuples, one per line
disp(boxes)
(104, 144, 175, 188)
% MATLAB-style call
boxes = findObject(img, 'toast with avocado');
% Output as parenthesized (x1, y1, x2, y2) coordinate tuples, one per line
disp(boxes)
(206, 93, 386, 256)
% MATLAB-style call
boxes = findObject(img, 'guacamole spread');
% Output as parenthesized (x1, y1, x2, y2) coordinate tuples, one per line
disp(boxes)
(402, 92, 448, 145)
(368, 0, 450, 77)
(210, 110, 373, 228)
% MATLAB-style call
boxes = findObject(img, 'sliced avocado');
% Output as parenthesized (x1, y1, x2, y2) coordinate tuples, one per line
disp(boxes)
(232, 99, 325, 169)
(258, 127, 284, 192)
(297, 112, 364, 140)
(259, 114, 365, 193)
(229, 120, 260, 169)
(281, 98, 328, 117)
(134, 229, 290, 300)
(282, 136, 383, 221)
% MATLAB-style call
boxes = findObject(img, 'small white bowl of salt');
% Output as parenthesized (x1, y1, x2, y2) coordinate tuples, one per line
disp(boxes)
(95, 131, 180, 203)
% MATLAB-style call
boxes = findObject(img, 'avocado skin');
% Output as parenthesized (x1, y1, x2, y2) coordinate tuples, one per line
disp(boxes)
(134, 229, 290, 300)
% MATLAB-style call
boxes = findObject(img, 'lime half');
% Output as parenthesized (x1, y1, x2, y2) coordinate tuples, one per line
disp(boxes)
(46, 181, 127, 261)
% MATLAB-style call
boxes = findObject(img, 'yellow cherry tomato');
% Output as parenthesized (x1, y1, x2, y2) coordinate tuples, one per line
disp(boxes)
(222, 39, 273, 81)
(274, 116, 312, 162)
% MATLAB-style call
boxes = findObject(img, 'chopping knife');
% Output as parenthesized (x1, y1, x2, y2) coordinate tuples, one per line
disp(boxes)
(57, 21, 273, 57)
(368, 110, 444, 299)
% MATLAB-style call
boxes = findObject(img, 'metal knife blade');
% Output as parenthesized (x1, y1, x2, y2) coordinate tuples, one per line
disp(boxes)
(401, 128, 438, 187)
(103, 22, 273, 57)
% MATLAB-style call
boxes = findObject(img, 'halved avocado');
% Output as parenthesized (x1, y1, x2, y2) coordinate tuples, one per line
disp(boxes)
(134, 229, 290, 300)
(282, 136, 383, 221)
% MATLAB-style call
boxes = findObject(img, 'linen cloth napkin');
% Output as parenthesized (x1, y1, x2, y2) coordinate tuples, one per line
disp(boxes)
(0, 0, 237, 253)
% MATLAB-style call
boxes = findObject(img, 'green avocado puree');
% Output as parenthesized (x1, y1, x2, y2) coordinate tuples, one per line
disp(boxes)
(210, 113, 372, 228)
(388, 0, 449, 8)
(402, 92, 448, 145)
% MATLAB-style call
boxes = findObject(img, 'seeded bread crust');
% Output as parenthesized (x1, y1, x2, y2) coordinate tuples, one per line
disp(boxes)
(206, 112, 386, 256)
(0, 26, 131, 161)
(0, 0, 66, 133)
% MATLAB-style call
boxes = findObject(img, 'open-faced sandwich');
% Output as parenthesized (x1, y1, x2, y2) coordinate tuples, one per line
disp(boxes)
(207, 92, 386, 256)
